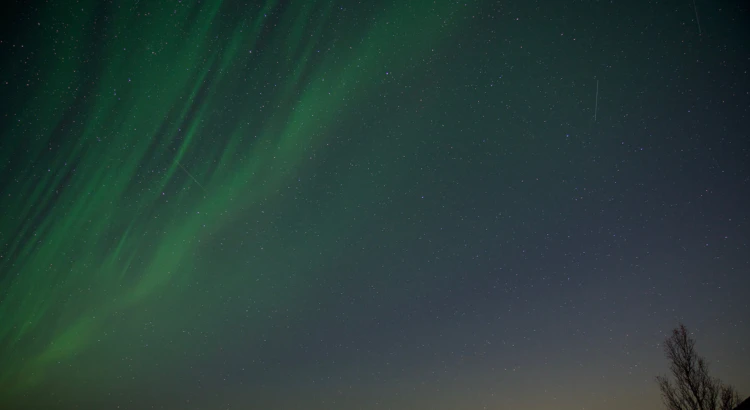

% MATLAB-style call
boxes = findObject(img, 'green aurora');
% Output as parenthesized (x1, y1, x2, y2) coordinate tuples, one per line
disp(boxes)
(0, 0, 475, 401)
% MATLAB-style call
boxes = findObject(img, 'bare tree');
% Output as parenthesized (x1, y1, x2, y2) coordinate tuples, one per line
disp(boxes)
(656, 324, 741, 410)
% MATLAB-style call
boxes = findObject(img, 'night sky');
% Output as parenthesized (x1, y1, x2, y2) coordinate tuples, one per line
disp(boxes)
(1, 0, 748, 409)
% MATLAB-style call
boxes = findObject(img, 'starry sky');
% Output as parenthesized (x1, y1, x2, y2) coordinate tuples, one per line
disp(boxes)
(0, 0, 748, 409)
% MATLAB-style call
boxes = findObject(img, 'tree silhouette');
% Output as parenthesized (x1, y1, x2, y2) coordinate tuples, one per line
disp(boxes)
(656, 324, 741, 410)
